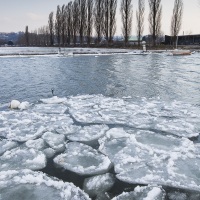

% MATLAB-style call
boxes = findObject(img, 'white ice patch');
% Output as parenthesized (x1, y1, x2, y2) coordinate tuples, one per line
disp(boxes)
(66, 124, 109, 145)
(112, 186, 165, 200)
(0, 139, 18, 156)
(83, 173, 115, 197)
(42, 132, 66, 153)
(0, 170, 90, 200)
(0, 147, 46, 171)
(32, 103, 67, 114)
(54, 142, 112, 176)
(25, 138, 46, 150)
(0, 110, 73, 141)
(40, 96, 67, 104)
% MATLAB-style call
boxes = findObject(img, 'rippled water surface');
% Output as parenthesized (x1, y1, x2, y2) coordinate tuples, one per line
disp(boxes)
(0, 47, 200, 105)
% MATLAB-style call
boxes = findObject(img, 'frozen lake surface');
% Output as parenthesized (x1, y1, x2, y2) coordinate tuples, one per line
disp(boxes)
(0, 47, 200, 199)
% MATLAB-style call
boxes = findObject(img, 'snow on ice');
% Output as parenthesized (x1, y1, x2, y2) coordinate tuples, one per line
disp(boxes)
(83, 173, 115, 197)
(112, 185, 166, 200)
(53, 142, 112, 176)
(0, 94, 200, 197)
(0, 170, 90, 200)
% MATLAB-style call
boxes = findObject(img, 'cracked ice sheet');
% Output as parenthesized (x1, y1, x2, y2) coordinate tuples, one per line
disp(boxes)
(65, 95, 200, 138)
(54, 142, 112, 176)
(0, 170, 90, 200)
(99, 128, 200, 191)
(0, 147, 46, 171)
(0, 110, 73, 142)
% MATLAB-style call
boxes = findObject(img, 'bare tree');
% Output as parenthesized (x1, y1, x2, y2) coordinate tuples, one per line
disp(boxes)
(136, 0, 145, 46)
(121, 0, 133, 46)
(171, 0, 183, 47)
(148, 0, 162, 46)
(66, 2, 73, 45)
(94, 0, 104, 44)
(72, 0, 79, 45)
(55, 5, 62, 46)
(25, 26, 29, 46)
(86, 0, 93, 45)
(61, 4, 67, 46)
(79, 0, 87, 45)
(109, 0, 117, 43)
(103, 0, 109, 42)
(48, 12, 54, 46)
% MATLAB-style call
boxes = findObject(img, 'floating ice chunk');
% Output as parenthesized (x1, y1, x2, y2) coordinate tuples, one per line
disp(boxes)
(99, 128, 200, 191)
(155, 118, 199, 138)
(0, 147, 46, 171)
(10, 100, 20, 109)
(0, 139, 18, 156)
(167, 191, 200, 200)
(54, 142, 112, 176)
(0, 110, 73, 141)
(95, 193, 110, 200)
(25, 138, 46, 150)
(0, 170, 90, 200)
(105, 128, 130, 139)
(66, 125, 109, 145)
(112, 186, 166, 200)
(43, 148, 56, 158)
(32, 104, 68, 114)
(56, 124, 81, 135)
(40, 96, 67, 104)
(83, 173, 115, 197)
(98, 128, 130, 160)
(42, 132, 66, 153)
(18, 101, 30, 110)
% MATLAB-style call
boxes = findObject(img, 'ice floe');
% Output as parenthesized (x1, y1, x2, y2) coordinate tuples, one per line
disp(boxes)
(54, 142, 112, 176)
(99, 128, 200, 191)
(0, 147, 46, 171)
(65, 124, 109, 145)
(0, 170, 90, 200)
(112, 185, 166, 200)
(0, 139, 18, 156)
(42, 132, 66, 153)
(40, 96, 67, 104)
(83, 173, 115, 197)
(0, 110, 73, 141)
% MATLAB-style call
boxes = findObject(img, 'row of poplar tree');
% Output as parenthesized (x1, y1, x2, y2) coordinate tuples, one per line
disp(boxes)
(22, 0, 183, 47)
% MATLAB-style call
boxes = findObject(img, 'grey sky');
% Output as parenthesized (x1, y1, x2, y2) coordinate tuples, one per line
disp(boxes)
(0, 0, 199, 36)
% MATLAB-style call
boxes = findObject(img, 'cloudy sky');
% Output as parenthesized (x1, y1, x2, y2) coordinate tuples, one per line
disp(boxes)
(0, 0, 199, 36)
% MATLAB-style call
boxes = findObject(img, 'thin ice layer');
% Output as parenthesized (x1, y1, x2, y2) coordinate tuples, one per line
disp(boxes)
(0, 147, 46, 171)
(54, 142, 112, 176)
(0, 170, 90, 200)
